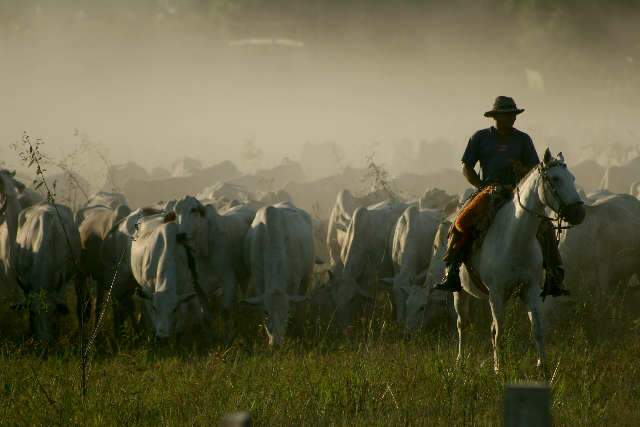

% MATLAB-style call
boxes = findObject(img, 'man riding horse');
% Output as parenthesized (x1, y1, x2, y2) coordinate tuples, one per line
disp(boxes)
(434, 96, 569, 298)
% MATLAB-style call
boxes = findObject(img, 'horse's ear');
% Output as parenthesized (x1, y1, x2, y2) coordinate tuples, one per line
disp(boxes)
(543, 148, 553, 165)
(557, 152, 565, 163)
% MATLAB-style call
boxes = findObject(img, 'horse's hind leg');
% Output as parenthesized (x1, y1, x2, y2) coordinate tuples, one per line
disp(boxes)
(453, 291, 470, 364)
(523, 284, 546, 369)
(489, 293, 505, 373)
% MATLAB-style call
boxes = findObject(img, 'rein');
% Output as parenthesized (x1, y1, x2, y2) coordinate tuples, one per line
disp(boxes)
(515, 163, 575, 239)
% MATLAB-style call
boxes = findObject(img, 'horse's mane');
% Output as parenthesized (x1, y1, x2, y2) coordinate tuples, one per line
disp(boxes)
(516, 158, 566, 187)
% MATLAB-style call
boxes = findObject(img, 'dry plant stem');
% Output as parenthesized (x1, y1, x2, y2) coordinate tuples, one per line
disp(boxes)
(363, 153, 398, 200)
(30, 366, 56, 406)
(81, 244, 128, 394)
(18, 133, 125, 398)
(54, 162, 89, 200)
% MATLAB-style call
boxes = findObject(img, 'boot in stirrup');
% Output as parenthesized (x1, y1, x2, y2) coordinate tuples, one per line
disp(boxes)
(540, 266, 570, 300)
(433, 262, 462, 292)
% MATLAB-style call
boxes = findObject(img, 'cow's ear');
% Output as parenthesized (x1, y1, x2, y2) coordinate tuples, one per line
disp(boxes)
(543, 148, 553, 165)
(9, 302, 26, 311)
(415, 269, 428, 284)
(379, 277, 394, 288)
(163, 211, 176, 223)
(241, 295, 263, 305)
(399, 286, 414, 297)
(195, 205, 206, 217)
(12, 179, 25, 192)
(356, 286, 374, 300)
(134, 287, 151, 300)
(288, 295, 306, 303)
(177, 292, 196, 305)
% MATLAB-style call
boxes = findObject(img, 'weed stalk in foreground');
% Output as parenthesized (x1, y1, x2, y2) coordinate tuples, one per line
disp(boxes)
(16, 132, 127, 399)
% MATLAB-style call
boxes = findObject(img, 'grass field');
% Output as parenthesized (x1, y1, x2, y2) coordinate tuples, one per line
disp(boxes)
(1, 291, 639, 426)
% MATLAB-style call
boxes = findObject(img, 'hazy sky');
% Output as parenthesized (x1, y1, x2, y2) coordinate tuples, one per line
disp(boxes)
(1, 2, 639, 176)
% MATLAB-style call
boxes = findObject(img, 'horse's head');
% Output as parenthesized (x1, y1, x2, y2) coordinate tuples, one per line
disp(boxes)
(538, 149, 585, 225)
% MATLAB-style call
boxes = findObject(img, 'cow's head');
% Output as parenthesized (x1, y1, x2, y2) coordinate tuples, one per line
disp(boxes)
(420, 188, 455, 211)
(137, 286, 197, 339)
(242, 289, 306, 346)
(404, 285, 453, 335)
(380, 269, 428, 325)
(173, 196, 211, 257)
(328, 268, 373, 332)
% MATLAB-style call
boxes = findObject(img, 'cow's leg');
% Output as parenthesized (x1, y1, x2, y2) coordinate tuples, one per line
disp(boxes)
(489, 293, 505, 373)
(522, 283, 546, 369)
(113, 293, 135, 342)
(596, 261, 610, 298)
(453, 291, 470, 364)
(220, 273, 239, 345)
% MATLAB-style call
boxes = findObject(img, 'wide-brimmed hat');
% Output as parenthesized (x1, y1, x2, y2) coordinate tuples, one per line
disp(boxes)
(484, 96, 525, 117)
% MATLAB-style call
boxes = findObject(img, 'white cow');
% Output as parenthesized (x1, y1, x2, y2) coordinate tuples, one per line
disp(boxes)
(630, 180, 640, 199)
(419, 188, 458, 212)
(0, 171, 22, 295)
(397, 219, 456, 334)
(326, 189, 391, 268)
(330, 200, 409, 329)
(130, 213, 202, 340)
(171, 196, 256, 322)
(85, 191, 129, 209)
(15, 203, 81, 341)
(560, 194, 640, 295)
(380, 205, 442, 330)
(243, 202, 314, 346)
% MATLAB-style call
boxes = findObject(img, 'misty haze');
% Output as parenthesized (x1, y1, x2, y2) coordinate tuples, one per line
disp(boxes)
(1, 1, 640, 425)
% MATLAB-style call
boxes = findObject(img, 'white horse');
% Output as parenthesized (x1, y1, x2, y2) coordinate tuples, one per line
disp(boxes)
(455, 149, 585, 372)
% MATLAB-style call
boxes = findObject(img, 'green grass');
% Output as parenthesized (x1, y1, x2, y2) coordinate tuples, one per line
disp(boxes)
(1, 294, 639, 426)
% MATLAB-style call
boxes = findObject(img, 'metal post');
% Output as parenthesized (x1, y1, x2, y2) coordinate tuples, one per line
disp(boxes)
(504, 383, 551, 427)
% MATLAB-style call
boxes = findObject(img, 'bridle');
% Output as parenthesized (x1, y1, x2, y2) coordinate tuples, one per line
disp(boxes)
(516, 161, 582, 238)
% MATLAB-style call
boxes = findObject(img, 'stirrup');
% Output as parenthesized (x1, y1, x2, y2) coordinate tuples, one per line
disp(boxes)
(433, 274, 462, 293)
(434, 283, 462, 293)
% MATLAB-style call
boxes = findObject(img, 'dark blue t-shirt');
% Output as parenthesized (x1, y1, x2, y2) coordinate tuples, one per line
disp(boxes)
(461, 127, 539, 186)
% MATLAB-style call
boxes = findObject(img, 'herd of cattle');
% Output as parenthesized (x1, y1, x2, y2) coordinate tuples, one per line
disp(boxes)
(1, 156, 640, 347)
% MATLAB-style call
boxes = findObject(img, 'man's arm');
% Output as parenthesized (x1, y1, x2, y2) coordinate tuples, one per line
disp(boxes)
(461, 131, 482, 189)
(462, 163, 483, 189)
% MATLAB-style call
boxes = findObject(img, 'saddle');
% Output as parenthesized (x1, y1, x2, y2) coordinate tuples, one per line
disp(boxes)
(445, 185, 512, 263)
(468, 186, 512, 255)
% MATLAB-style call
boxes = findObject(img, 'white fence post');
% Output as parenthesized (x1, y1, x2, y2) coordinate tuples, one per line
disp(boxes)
(504, 383, 551, 427)
(219, 411, 252, 427)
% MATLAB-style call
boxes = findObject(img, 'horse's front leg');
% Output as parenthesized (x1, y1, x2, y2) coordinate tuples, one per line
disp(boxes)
(489, 293, 505, 373)
(453, 290, 470, 364)
(523, 283, 546, 369)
